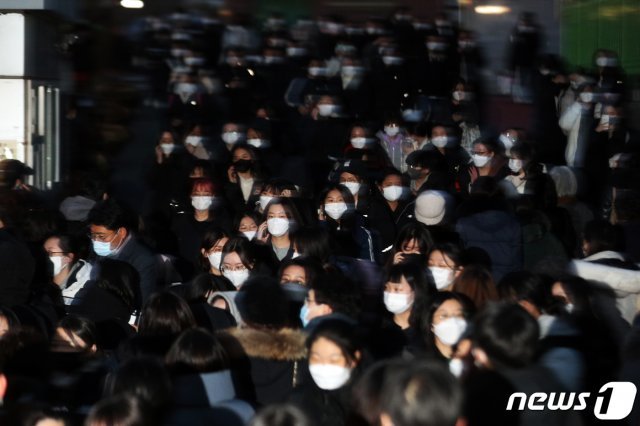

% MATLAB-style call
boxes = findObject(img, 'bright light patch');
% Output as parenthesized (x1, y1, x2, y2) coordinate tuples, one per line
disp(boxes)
(475, 5, 510, 14)
(120, 0, 144, 9)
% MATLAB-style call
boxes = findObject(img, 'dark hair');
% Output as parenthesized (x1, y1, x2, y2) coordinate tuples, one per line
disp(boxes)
(107, 357, 171, 409)
(199, 228, 229, 271)
(278, 257, 323, 287)
(46, 233, 82, 266)
(377, 168, 409, 187)
(138, 292, 196, 338)
(292, 227, 331, 265)
(380, 360, 462, 426)
(87, 199, 130, 231)
(233, 211, 262, 235)
(423, 292, 475, 349)
(497, 271, 552, 311)
(189, 274, 235, 301)
(319, 184, 355, 229)
(351, 359, 407, 425)
(393, 222, 434, 258)
(221, 237, 257, 271)
(472, 137, 500, 155)
(236, 276, 289, 329)
(473, 302, 540, 369)
(85, 395, 155, 426)
(385, 262, 436, 329)
(428, 242, 465, 269)
(264, 197, 304, 231)
(452, 265, 498, 310)
(56, 315, 97, 352)
(307, 318, 362, 367)
(230, 144, 264, 179)
(250, 404, 312, 426)
(94, 258, 139, 312)
(310, 270, 361, 319)
(165, 328, 229, 373)
(583, 219, 624, 255)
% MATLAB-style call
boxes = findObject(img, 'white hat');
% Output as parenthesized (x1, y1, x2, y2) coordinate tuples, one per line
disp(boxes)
(414, 190, 447, 226)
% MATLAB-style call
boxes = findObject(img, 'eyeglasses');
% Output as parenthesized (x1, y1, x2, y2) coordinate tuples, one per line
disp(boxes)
(46, 251, 67, 256)
(471, 151, 489, 156)
(221, 264, 247, 272)
(87, 232, 117, 243)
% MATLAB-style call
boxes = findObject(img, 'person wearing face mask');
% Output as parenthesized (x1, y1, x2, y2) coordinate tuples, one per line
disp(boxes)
(376, 118, 407, 172)
(220, 121, 246, 158)
(559, 85, 596, 167)
(224, 145, 266, 216)
(335, 160, 369, 212)
(422, 292, 475, 362)
(246, 118, 283, 176)
(425, 124, 471, 185)
(300, 272, 361, 329)
(256, 198, 303, 267)
(288, 318, 363, 426)
(170, 178, 232, 281)
(220, 276, 307, 406)
(388, 222, 434, 267)
(374, 262, 437, 358)
(459, 138, 508, 196)
(43, 234, 93, 305)
(342, 124, 390, 174)
(198, 228, 230, 278)
(183, 124, 212, 160)
(339, 58, 373, 119)
(87, 199, 157, 308)
(319, 184, 378, 263)
(414, 34, 456, 101)
(235, 211, 260, 241)
(451, 80, 481, 153)
(427, 243, 464, 292)
(405, 150, 450, 194)
(367, 169, 414, 262)
(501, 141, 556, 203)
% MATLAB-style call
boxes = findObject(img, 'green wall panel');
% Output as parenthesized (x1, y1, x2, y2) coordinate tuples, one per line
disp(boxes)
(561, 0, 640, 74)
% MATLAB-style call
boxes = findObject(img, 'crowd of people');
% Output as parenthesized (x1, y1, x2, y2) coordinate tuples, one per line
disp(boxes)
(0, 5, 639, 426)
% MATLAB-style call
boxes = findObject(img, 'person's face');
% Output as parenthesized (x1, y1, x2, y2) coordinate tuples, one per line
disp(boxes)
(190, 166, 205, 178)
(401, 238, 421, 254)
(305, 289, 331, 321)
(339, 172, 359, 185)
(89, 225, 124, 250)
(0, 316, 9, 336)
(205, 237, 229, 256)
(472, 143, 493, 158)
(431, 299, 464, 327)
(222, 251, 247, 272)
(384, 275, 413, 295)
(267, 204, 288, 219)
(34, 418, 65, 426)
(281, 265, 306, 285)
(232, 148, 252, 162)
(247, 128, 261, 139)
(350, 126, 366, 139)
(239, 216, 258, 233)
(44, 237, 72, 265)
(189, 126, 203, 136)
(192, 186, 213, 197)
(428, 250, 456, 269)
(309, 337, 353, 368)
(223, 123, 241, 133)
(325, 189, 345, 204)
(159, 131, 175, 145)
(380, 174, 402, 188)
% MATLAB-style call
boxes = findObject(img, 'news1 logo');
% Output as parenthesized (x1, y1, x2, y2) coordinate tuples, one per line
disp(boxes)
(506, 382, 637, 420)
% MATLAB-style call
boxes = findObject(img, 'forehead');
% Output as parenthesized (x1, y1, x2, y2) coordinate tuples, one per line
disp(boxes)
(434, 299, 463, 314)
(283, 265, 305, 277)
(89, 224, 114, 234)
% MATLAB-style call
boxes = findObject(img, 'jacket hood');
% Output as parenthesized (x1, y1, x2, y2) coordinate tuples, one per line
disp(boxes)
(570, 259, 640, 296)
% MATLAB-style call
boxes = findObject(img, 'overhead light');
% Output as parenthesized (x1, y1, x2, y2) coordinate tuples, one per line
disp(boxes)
(120, 0, 144, 9)
(475, 5, 510, 14)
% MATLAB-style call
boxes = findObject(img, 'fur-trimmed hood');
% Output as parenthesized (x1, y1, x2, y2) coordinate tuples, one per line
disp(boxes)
(221, 327, 307, 361)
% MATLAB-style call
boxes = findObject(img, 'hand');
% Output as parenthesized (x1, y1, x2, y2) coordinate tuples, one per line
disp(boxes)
(596, 122, 609, 133)
(257, 222, 269, 242)
(227, 165, 237, 184)
(155, 146, 164, 164)
(393, 251, 405, 265)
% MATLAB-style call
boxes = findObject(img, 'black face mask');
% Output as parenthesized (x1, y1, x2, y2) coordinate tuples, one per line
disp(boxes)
(234, 159, 253, 173)
(407, 168, 422, 179)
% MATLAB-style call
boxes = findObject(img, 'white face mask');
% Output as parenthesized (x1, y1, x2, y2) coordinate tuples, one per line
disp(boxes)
(308, 67, 327, 77)
(309, 364, 352, 390)
(175, 82, 198, 96)
(382, 185, 403, 202)
(318, 104, 336, 117)
(247, 138, 266, 148)
(509, 159, 524, 173)
(260, 195, 274, 211)
(350, 137, 367, 149)
(192, 196, 213, 211)
(242, 230, 256, 240)
(341, 66, 364, 77)
(207, 252, 222, 270)
(452, 91, 464, 102)
(579, 92, 594, 103)
(324, 202, 348, 220)
(49, 256, 68, 276)
(382, 56, 404, 66)
(160, 144, 176, 155)
(429, 267, 454, 290)
(431, 136, 448, 148)
(472, 154, 491, 168)
(384, 126, 400, 137)
(383, 292, 413, 314)
(433, 317, 467, 346)
(185, 135, 203, 146)
(267, 217, 290, 237)
(342, 182, 361, 196)
(223, 269, 250, 288)
(222, 131, 244, 145)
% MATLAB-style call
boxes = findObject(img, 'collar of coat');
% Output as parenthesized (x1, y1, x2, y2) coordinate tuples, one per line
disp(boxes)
(222, 327, 307, 361)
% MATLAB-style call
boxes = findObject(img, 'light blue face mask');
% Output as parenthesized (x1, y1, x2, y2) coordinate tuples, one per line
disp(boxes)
(92, 240, 113, 257)
(299, 304, 310, 328)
